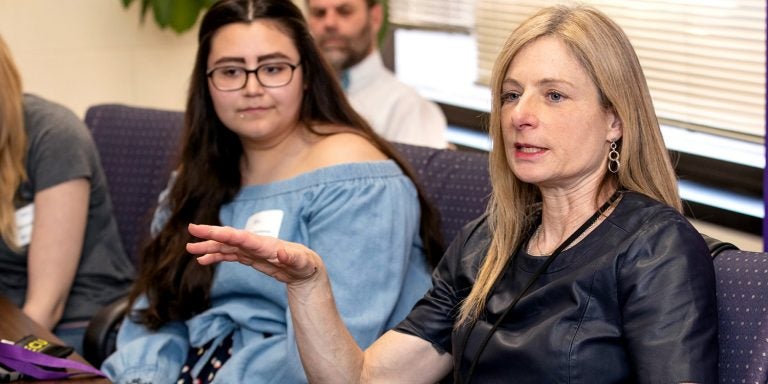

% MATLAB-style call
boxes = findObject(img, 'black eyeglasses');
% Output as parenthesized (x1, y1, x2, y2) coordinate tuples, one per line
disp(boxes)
(206, 62, 301, 91)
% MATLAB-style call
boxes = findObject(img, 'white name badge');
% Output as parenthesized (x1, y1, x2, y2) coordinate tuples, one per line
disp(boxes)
(15, 204, 35, 247)
(244, 210, 284, 238)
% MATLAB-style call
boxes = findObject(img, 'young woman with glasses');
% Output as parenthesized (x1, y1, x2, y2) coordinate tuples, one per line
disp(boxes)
(101, 0, 443, 383)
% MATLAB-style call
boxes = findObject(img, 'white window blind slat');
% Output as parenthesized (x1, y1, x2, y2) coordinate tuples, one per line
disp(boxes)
(649, 81, 762, 114)
(389, 0, 474, 30)
(642, 58, 761, 83)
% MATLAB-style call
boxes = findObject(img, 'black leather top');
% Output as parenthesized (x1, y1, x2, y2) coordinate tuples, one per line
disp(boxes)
(396, 192, 718, 383)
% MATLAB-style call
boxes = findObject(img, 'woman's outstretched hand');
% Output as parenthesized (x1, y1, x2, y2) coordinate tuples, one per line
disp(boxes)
(187, 223, 320, 284)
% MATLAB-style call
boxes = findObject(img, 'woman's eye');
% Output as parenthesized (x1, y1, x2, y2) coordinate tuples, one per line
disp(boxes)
(221, 67, 244, 77)
(501, 92, 520, 104)
(262, 64, 286, 75)
(547, 91, 563, 102)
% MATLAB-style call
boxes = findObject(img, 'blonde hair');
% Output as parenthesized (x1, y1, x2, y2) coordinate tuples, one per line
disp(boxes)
(457, 5, 681, 325)
(0, 35, 27, 250)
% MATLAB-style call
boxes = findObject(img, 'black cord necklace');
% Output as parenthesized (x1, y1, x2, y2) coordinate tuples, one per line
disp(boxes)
(458, 190, 622, 384)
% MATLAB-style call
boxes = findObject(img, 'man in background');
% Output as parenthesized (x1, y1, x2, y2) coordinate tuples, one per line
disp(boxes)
(306, 0, 448, 148)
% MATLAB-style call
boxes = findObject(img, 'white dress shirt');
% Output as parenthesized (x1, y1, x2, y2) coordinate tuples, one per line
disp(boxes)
(344, 51, 448, 148)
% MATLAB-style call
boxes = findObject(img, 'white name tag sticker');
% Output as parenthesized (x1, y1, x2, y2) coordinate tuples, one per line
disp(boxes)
(15, 204, 34, 247)
(244, 210, 284, 238)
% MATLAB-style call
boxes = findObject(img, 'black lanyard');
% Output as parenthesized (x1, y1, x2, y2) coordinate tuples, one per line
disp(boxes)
(457, 190, 622, 384)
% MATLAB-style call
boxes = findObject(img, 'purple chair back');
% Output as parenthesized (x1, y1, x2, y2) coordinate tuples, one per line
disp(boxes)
(714, 249, 768, 383)
(392, 143, 491, 244)
(85, 104, 184, 261)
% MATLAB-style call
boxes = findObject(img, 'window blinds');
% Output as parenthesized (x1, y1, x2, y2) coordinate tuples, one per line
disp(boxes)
(388, 0, 474, 31)
(475, 0, 766, 139)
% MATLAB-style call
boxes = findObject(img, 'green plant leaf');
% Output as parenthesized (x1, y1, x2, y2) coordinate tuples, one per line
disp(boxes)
(151, 0, 172, 28)
(120, 0, 210, 33)
(167, 0, 204, 33)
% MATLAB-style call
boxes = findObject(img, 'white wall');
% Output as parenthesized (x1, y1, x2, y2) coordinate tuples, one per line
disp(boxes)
(0, 0, 200, 117)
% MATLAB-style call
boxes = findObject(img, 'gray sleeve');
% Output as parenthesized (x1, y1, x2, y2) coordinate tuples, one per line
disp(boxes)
(24, 96, 97, 192)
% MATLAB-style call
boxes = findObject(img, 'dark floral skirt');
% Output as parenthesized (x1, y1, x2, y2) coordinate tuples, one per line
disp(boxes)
(176, 332, 234, 384)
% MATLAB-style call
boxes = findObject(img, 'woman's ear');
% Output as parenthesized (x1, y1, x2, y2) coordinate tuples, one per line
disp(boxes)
(606, 108, 623, 142)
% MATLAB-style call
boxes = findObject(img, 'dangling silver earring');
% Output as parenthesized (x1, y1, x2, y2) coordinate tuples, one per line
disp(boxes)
(608, 140, 620, 174)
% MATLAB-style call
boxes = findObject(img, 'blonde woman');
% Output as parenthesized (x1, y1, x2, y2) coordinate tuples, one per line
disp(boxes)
(188, 5, 717, 383)
(0, 35, 133, 354)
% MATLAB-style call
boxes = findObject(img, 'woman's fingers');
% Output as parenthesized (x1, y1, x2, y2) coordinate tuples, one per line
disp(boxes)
(189, 223, 252, 247)
(193, 250, 238, 265)
(187, 223, 320, 283)
(186, 239, 234, 256)
(189, 223, 279, 254)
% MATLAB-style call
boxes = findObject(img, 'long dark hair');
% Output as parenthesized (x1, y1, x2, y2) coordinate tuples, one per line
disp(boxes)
(129, 0, 444, 330)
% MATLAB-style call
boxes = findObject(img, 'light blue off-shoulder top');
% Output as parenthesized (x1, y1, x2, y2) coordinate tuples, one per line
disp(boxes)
(102, 160, 432, 383)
